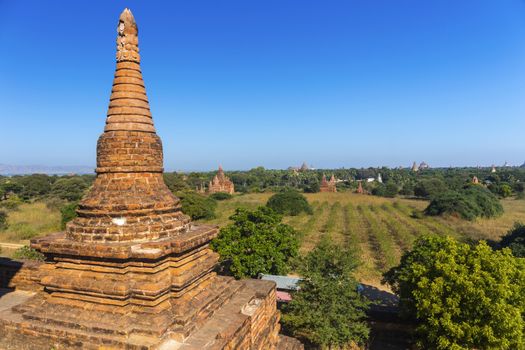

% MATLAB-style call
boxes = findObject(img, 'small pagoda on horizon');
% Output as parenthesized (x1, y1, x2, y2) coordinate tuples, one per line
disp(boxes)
(319, 174, 337, 192)
(208, 165, 235, 194)
(356, 180, 365, 194)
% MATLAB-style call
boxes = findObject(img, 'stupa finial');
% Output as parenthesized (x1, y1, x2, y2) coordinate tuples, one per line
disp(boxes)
(116, 8, 140, 63)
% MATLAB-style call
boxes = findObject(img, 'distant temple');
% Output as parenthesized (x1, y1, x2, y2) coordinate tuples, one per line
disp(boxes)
(300, 162, 309, 172)
(356, 181, 365, 194)
(208, 165, 235, 194)
(320, 174, 337, 192)
(419, 161, 429, 170)
(472, 176, 480, 185)
(288, 162, 311, 173)
(196, 183, 206, 194)
(491, 165, 497, 173)
(411, 161, 419, 172)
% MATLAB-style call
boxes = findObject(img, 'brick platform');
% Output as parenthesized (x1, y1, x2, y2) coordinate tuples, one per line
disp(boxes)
(0, 8, 299, 349)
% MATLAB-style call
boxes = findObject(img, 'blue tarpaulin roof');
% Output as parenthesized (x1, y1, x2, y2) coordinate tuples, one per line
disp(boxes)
(259, 274, 301, 291)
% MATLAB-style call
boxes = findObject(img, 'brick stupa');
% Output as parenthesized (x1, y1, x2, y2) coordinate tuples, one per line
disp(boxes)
(0, 9, 297, 350)
(319, 174, 337, 193)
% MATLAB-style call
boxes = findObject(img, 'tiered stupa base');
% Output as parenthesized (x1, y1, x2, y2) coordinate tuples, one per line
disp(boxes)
(0, 279, 280, 350)
(0, 228, 283, 349)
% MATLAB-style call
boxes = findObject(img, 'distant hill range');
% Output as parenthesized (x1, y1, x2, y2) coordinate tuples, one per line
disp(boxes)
(0, 164, 94, 175)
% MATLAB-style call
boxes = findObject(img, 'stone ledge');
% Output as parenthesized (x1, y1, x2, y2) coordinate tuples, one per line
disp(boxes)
(31, 224, 218, 259)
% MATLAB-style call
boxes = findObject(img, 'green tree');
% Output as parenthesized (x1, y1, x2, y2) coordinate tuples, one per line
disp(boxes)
(371, 183, 386, 197)
(210, 207, 299, 279)
(0, 195, 23, 210)
(499, 222, 525, 258)
(0, 181, 22, 200)
(384, 235, 525, 350)
(210, 192, 232, 201)
(425, 186, 502, 221)
(163, 172, 190, 192)
(50, 177, 88, 202)
(400, 182, 415, 196)
(282, 239, 369, 349)
(414, 178, 448, 199)
(266, 191, 312, 216)
(0, 210, 8, 230)
(384, 181, 398, 198)
(16, 174, 53, 200)
(177, 191, 217, 220)
(500, 183, 513, 198)
(60, 202, 78, 229)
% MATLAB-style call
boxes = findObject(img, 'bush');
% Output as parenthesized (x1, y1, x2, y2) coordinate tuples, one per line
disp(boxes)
(0, 210, 7, 230)
(0, 195, 23, 210)
(266, 191, 312, 216)
(9, 222, 38, 240)
(45, 197, 67, 211)
(489, 182, 513, 198)
(210, 207, 299, 278)
(414, 178, 448, 199)
(282, 239, 369, 348)
(425, 186, 502, 221)
(383, 235, 525, 350)
(50, 177, 88, 202)
(177, 192, 217, 220)
(411, 210, 424, 219)
(210, 192, 232, 201)
(12, 246, 45, 261)
(371, 184, 386, 197)
(400, 182, 415, 196)
(499, 222, 525, 257)
(163, 172, 189, 192)
(60, 202, 78, 229)
(384, 181, 398, 198)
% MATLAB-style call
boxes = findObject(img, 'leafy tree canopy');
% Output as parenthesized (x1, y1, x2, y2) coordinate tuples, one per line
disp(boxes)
(425, 186, 503, 221)
(0, 210, 8, 231)
(499, 222, 525, 258)
(60, 202, 78, 229)
(177, 191, 216, 220)
(210, 192, 232, 201)
(266, 191, 312, 216)
(384, 235, 525, 350)
(50, 177, 89, 202)
(210, 206, 299, 279)
(282, 239, 369, 349)
(414, 178, 448, 199)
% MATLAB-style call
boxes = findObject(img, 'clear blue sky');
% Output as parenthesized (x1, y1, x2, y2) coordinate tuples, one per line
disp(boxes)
(1, 1, 525, 171)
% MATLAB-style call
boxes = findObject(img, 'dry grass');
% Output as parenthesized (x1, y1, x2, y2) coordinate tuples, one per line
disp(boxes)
(202, 192, 525, 288)
(2, 193, 524, 288)
(0, 202, 61, 244)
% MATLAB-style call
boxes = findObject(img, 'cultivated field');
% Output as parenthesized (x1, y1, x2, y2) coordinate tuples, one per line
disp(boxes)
(202, 192, 525, 289)
(1, 193, 524, 288)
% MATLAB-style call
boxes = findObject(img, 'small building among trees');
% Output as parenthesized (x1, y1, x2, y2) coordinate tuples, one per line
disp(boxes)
(208, 165, 234, 194)
(319, 174, 337, 192)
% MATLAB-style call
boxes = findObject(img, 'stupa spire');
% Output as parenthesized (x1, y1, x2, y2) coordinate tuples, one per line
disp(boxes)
(105, 8, 154, 133)
(68, 8, 183, 241)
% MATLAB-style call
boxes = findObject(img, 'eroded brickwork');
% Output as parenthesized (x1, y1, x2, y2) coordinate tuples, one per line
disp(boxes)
(0, 8, 290, 350)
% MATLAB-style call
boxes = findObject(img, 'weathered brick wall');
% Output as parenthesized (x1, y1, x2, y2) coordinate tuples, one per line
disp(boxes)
(0, 259, 43, 291)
